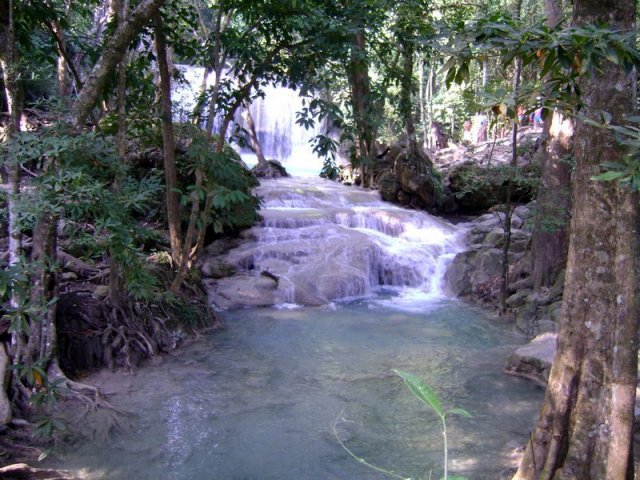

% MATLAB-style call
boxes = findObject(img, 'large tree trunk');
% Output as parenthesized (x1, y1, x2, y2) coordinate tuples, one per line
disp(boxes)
(0, 0, 23, 426)
(399, 40, 417, 157)
(530, 0, 572, 290)
(348, 31, 376, 188)
(71, 0, 165, 128)
(513, 1, 638, 479)
(152, 11, 183, 267)
(109, 0, 129, 305)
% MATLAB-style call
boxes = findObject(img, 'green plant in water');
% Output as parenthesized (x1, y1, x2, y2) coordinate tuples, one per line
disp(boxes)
(394, 370, 471, 480)
(334, 370, 471, 480)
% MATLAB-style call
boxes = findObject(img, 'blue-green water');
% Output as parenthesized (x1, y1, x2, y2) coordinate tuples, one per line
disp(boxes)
(53, 296, 543, 480)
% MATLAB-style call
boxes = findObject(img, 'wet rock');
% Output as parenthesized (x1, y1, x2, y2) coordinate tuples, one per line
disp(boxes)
(377, 170, 400, 202)
(251, 159, 290, 178)
(199, 257, 237, 279)
(504, 332, 557, 385)
(204, 273, 278, 309)
(505, 289, 531, 308)
(444, 247, 503, 297)
(371, 143, 439, 209)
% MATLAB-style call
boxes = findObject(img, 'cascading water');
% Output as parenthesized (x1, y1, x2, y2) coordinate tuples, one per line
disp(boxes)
(172, 66, 327, 176)
(46, 70, 544, 480)
(204, 177, 465, 310)
(48, 176, 544, 479)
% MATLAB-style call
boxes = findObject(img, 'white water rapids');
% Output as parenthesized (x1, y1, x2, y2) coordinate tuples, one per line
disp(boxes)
(44, 76, 545, 480)
(203, 177, 465, 311)
(47, 177, 544, 480)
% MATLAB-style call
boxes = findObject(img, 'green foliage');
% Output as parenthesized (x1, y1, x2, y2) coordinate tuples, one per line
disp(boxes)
(1, 127, 163, 300)
(335, 370, 471, 480)
(9, 359, 68, 440)
(163, 294, 212, 331)
(0, 257, 57, 336)
(175, 124, 261, 233)
(440, 14, 640, 116)
(450, 161, 539, 208)
(588, 116, 640, 191)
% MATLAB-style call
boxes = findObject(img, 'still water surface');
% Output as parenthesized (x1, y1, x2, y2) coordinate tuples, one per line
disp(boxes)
(55, 296, 543, 480)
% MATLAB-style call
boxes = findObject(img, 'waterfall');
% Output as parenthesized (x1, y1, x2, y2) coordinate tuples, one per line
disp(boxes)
(203, 177, 465, 310)
(172, 65, 327, 176)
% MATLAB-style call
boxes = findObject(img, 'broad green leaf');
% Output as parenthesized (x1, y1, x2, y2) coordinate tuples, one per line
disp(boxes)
(447, 408, 472, 418)
(394, 370, 443, 418)
(591, 171, 626, 182)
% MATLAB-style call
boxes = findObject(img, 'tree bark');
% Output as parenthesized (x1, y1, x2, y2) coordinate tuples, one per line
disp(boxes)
(152, 10, 183, 267)
(204, 5, 230, 140)
(24, 212, 58, 363)
(530, 0, 572, 290)
(514, 1, 638, 478)
(109, 0, 129, 305)
(400, 40, 417, 157)
(242, 101, 267, 165)
(348, 31, 376, 188)
(0, 0, 22, 426)
(418, 57, 429, 150)
(72, 0, 166, 128)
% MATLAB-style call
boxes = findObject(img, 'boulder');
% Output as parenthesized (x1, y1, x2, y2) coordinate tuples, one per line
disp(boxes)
(447, 161, 539, 213)
(444, 247, 504, 297)
(371, 143, 440, 209)
(377, 170, 400, 202)
(251, 159, 290, 178)
(203, 273, 278, 309)
(504, 332, 557, 385)
(199, 257, 237, 279)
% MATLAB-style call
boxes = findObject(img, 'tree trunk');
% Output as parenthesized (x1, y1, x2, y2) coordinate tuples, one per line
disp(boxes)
(204, 6, 230, 140)
(514, 1, 638, 479)
(419, 57, 429, 150)
(24, 212, 58, 363)
(0, 0, 22, 426)
(109, 0, 129, 305)
(427, 65, 434, 149)
(530, 0, 572, 290)
(482, 57, 489, 88)
(400, 40, 417, 157)
(152, 10, 183, 267)
(72, 0, 166, 128)
(530, 111, 572, 290)
(242, 101, 267, 165)
(348, 31, 376, 188)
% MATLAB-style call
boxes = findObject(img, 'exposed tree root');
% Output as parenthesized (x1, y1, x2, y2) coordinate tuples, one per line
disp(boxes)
(0, 462, 82, 479)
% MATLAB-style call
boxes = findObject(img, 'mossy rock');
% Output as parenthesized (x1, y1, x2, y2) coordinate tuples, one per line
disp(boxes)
(448, 161, 540, 212)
